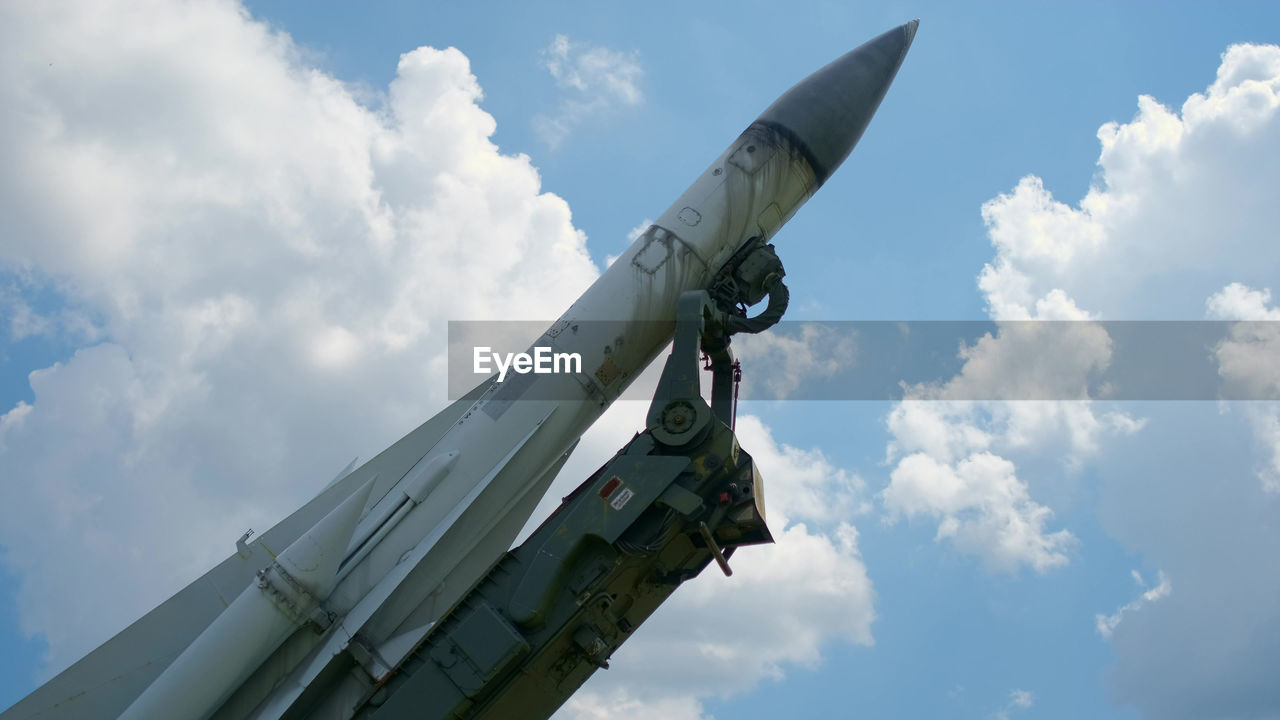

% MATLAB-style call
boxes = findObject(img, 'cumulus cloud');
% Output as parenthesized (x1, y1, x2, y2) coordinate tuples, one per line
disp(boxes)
(978, 45, 1280, 321)
(879, 204, 1142, 575)
(733, 323, 857, 401)
(534, 34, 644, 148)
(878, 318, 1141, 573)
(1207, 283, 1280, 492)
(883, 448, 1073, 573)
(0, 402, 32, 454)
(1206, 283, 1280, 322)
(0, 0, 603, 675)
(911, 319, 1108, 402)
(960, 42, 1280, 718)
(879, 44, 1280, 586)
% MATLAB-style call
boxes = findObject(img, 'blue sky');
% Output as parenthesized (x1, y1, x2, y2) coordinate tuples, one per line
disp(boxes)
(3, 2, 1280, 718)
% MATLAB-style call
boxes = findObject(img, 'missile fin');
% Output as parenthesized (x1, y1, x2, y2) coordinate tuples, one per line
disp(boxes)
(278, 477, 377, 599)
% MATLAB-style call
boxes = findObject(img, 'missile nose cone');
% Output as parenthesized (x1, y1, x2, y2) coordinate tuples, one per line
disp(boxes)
(757, 20, 918, 186)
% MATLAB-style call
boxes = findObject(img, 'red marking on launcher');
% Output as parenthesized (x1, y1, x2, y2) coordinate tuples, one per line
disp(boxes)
(599, 476, 622, 499)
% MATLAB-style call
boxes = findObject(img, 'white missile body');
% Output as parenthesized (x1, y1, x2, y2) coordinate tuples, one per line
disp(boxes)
(0, 21, 917, 720)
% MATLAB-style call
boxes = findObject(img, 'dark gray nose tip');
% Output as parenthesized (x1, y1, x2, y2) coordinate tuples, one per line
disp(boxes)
(756, 20, 918, 186)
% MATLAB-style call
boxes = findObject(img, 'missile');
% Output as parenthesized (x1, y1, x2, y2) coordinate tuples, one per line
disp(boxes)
(276, 18, 918, 703)
(272, 20, 919, 714)
(1, 21, 917, 720)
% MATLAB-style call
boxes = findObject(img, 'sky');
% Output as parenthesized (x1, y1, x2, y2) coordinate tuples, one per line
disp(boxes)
(2, 1, 1280, 719)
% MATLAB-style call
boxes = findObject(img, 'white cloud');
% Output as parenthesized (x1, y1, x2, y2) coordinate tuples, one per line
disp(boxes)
(560, 688, 707, 720)
(978, 45, 1280, 321)
(533, 34, 643, 148)
(879, 45, 1280, 583)
(0, 275, 102, 343)
(542, 34, 643, 103)
(733, 323, 856, 401)
(883, 448, 1074, 573)
(979, 176, 1108, 320)
(0, 0, 602, 675)
(1206, 283, 1280, 322)
(1010, 689, 1034, 708)
(1207, 283, 1280, 492)
(735, 415, 870, 527)
(878, 316, 1141, 572)
(964, 42, 1280, 718)
(626, 219, 653, 242)
(885, 401, 992, 465)
(3, 296, 51, 339)
(991, 688, 1035, 720)
(0, 401, 32, 453)
(1237, 409, 1280, 493)
(1095, 570, 1172, 639)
